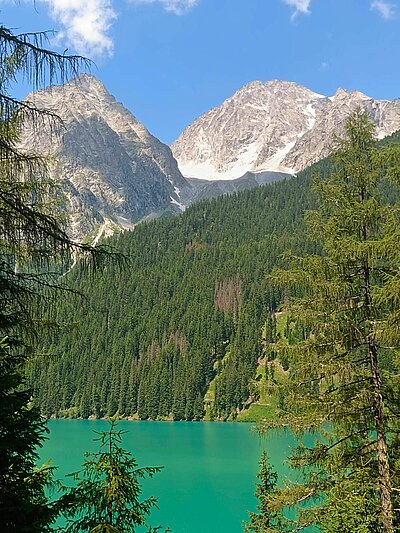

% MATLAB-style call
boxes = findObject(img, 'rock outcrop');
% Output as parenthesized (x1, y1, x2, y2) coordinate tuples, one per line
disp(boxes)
(20, 73, 189, 240)
(172, 81, 400, 180)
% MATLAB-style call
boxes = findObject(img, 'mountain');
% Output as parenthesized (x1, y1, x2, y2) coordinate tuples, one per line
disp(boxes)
(19, 76, 400, 239)
(29, 131, 400, 421)
(20, 74, 189, 240)
(171, 80, 400, 180)
(181, 170, 290, 204)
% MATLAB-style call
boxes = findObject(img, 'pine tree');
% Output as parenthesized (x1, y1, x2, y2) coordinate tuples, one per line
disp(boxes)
(0, 22, 114, 530)
(266, 109, 400, 531)
(244, 450, 281, 533)
(61, 420, 167, 533)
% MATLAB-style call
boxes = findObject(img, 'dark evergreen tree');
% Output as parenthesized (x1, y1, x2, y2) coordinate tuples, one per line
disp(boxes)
(61, 420, 167, 533)
(244, 450, 281, 533)
(0, 22, 114, 530)
(0, 339, 57, 531)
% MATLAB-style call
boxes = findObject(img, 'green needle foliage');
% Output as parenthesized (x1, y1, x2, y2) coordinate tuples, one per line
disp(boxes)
(244, 450, 282, 533)
(319, 475, 381, 533)
(0, 24, 89, 531)
(61, 420, 167, 533)
(0, 22, 118, 531)
(265, 109, 400, 532)
(0, 337, 59, 531)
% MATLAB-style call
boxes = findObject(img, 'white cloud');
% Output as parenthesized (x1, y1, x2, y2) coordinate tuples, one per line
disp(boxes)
(40, 0, 117, 57)
(320, 61, 329, 72)
(371, 0, 396, 19)
(128, 0, 198, 15)
(282, 0, 311, 20)
(1, 0, 198, 58)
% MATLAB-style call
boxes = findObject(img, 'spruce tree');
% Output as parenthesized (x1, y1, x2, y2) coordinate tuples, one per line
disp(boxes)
(244, 450, 281, 533)
(266, 109, 400, 532)
(0, 339, 57, 531)
(61, 420, 166, 533)
(0, 22, 112, 530)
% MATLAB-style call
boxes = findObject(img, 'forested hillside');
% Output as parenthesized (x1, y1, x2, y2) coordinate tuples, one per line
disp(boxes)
(29, 131, 400, 421)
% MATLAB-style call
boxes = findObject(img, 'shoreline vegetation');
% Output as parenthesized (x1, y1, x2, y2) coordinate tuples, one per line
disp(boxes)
(47, 416, 262, 422)
(47, 404, 272, 423)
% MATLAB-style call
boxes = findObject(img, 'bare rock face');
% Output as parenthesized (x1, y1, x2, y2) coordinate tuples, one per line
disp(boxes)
(20, 74, 189, 240)
(171, 81, 400, 180)
(18, 76, 400, 239)
(281, 88, 400, 171)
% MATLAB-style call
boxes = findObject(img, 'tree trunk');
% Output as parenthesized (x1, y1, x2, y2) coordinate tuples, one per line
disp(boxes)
(368, 339, 394, 533)
(363, 251, 394, 532)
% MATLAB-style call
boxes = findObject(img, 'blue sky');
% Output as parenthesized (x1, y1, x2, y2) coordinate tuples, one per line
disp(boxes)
(1, 0, 399, 144)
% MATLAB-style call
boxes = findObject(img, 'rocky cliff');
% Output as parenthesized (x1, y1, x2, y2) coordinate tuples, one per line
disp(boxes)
(171, 81, 400, 180)
(20, 73, 189, 240)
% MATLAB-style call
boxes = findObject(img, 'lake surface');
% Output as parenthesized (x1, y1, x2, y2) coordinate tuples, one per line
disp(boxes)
(40, 420, 298, 533)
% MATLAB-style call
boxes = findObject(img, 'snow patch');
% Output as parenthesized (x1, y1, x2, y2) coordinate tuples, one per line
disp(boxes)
(116, 216, 135, 230)
(178, 141, 262, 181)
(305, 103, 317, 130)
(178, 160, 218, 180)
(262, 141, 296, 174)
(178, 139, 295, 181)
(170, 196, 185, 211)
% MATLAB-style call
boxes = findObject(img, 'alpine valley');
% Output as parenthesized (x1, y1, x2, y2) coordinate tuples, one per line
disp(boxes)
(20, 75, 400, 240)
(5, 4, 400, 531)
(25, 75, 400, 421)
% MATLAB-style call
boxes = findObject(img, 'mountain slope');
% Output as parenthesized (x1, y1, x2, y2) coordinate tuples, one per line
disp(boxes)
(182, 170, 290, 204)
(172, 80, 400, 180)
(20, 74, 189, 240)
(29, 158, 325, 421)
(29, 131, 400, 421)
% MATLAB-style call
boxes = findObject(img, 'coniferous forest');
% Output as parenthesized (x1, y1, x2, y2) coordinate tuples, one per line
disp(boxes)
(28, 159, 323, 421)
(29, 130, 400, 424)
(2, 4, 400, 531)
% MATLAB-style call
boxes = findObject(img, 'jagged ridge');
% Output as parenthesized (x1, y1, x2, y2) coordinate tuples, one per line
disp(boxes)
(20, 73, 189, 240)
(171, 80, 400, 180)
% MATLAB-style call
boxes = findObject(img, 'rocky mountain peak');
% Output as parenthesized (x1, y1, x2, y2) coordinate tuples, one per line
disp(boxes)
(171, 80, 330, 180)
(50, 72, 107, 95)
(332, 87, 370, 101)
(74, 72, 106, 89)
(20, 74, 189, 240)
(230, 79, 324, 104)
(172, 81, 400, 180)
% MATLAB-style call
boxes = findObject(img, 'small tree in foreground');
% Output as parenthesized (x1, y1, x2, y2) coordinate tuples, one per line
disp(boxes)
(61, 420, 168, 533)
(244, 450, 282, 533)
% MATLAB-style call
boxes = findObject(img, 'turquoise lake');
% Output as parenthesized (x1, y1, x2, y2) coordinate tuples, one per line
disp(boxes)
(40, 420, 299, 533)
